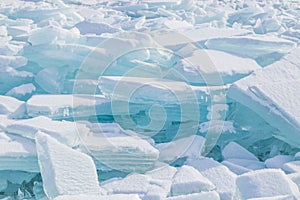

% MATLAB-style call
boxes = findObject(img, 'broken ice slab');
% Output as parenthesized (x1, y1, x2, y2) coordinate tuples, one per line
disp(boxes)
(169, 49, 260, 85)
(5, 83, 36, 101)
(228, 48, 300, 148)
(26, 94, 155, 120)
(170, 165, 215, 196)
(156, 135, 206, 163)
(0, 132, 38, 172)
(0, 66, 33, 95)
(166, 191, 220, 200)
(0, 95, 25, 117)
(75, 21, 121, 35)
(23, 42, 93, 69)
(28, 25, 80, 46)
(221, 160, 252, 175)
(236, 169, 300, 199)
(63, 79, 99, 94)
(6, 116, 89, 147)
(99, 76, 229, 105)
(26, 94, 112, 119)
(53, 194, 141, 200)
(3, 1, 83, 27)
(101, 173, 171, 199)
(265, 155, 293, 169)
(35, 132, 101, 199)
(224, 159, 265, 171)
(0, 55, 27, 68)
(83, 133, 159, 173)
(186, 157, 237, 200)
(205, 35, 296, 66)
(282, 161, 300, 173)
(145, 164, 177, 180)
(222, 142, 258, 161)
(151, 27, 251, 50)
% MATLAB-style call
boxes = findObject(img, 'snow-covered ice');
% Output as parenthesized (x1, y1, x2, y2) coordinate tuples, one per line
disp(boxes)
(170, 165, 215, 196)
(36, 132, 101, 199)
(6, 116, 89, 147)
(236, 169, 300, 199)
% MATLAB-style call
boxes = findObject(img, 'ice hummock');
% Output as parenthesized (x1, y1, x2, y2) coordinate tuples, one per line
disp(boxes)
(0, 0, 300, 199)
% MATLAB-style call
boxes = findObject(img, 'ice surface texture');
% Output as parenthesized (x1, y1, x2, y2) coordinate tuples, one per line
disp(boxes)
(0, 0, 300, 199)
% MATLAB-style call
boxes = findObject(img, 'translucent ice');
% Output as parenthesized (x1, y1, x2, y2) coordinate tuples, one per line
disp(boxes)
(172, 49, 261, 85)
(228, 48, 300, 148)
(0, 132, 38, 172)
(205, 35, 296, 66)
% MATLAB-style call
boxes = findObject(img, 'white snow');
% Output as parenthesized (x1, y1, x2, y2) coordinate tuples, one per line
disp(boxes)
(236, 169, 300, 199)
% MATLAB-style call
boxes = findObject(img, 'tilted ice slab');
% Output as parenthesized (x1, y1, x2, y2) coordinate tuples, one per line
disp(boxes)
(36, 132, 101, 199)
(171, 49, 260, 85)
(236, 169, 300, 199)
(0, 95, 25, 116)
(222, 142, 258, 161)
(0, 132, 38, 172)
(205, 35, 296, 65)
(84, 133, 159, 172)
(6, 116, 89, 147)
(228, 48, 300, 148)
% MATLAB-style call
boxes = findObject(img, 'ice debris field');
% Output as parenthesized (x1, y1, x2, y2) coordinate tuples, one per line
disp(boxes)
(0, 0, 300, 199)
